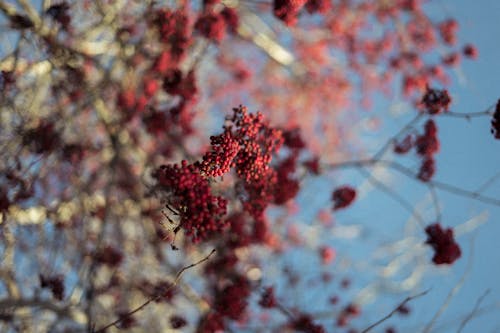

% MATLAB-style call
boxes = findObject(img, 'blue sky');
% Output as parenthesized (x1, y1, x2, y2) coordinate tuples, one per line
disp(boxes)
(338, 1, 500, 332)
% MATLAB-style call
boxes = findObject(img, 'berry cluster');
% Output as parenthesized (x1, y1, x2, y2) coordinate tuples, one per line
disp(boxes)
(199, 132, 240, 177)
(153, 160, 228, 243)
(153, 106, 288, 244)
(153, 8, 190, 61)
(214, 274, 251, 320)
(425, 223, 461, 265)
(393, 88, 447, 182)
(273, 0, 330, 26)
(226, 106, 284, 220)
(420, 86, 452, 115)
(195, 12, 227, 43)
(274, 0, 306, 26)
(332, 186, 357, 211)
(273, 154, 300, 205)
(415, 119, 439, 181)
(195, 1, 239, 42)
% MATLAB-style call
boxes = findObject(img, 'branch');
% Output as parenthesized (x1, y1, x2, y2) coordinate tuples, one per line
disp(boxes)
(456, 289, 490, 333)
(85, 131, 123, 332)
(92, 249, 216, 333)
(356, 167, 425, 227)
(422, 238, 475, 333)
(361, 289, 430, 333)
(325, 159, 500, 207)
(441, 103, 495, 119)
(428, 186, 442, 223)
(236, 10, 306, 77)
(474, 170, 500, 194)
(372, 113, 423, 161)
(0, 298, 85, 323)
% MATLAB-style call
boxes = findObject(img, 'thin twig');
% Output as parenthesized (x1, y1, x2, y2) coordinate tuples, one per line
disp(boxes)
(361, 289, 430, 333)
(92, 249, 216, 333)
(442, 103, 495, 119)
(475, 170, 500, 194)
(372, 113, 423, 161)
(356, 167, 425, 227)
(428, 186, 441, 223)
(377, 160, 500, 206)
(0, 298, 72, 317)
(457, 289, 490, 333)
(397, 301, 500, 332)
(85, 133, 121, 332)
(324, 159, 500, 207)
(422, 237, 475, 333)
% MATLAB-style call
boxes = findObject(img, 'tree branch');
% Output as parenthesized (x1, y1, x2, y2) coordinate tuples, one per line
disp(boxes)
(0, 297, 86, 323)
(361, 289, 430, 333)
(457, 289, 490, 333)
(325, 159, 500, 207)
(92, 249, 216, 333)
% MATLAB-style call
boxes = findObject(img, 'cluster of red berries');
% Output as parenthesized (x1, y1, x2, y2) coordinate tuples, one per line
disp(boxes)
(197, 312, 225, 333)
(227, 107, 284, 220)
(153, 8, 190, 61)
(195, 12, 227, 43)
(199, 132, 240, 177)
(332, 186, 357, 211)
(438, 19, 458, 45)
(273, 0, 330, 26)
(273, 0, 307, 26)
(153, 160, 228, 243)
(273, 154, 301, 205)
(393, 87, 448, 182)
(152, 106, 288, 243)
(195, 1, 239, 42)
(425, 223, 461, 265)
(420, 86, 452, 115)
(214, 274, 251, 320)
(416, 119, 439, 181)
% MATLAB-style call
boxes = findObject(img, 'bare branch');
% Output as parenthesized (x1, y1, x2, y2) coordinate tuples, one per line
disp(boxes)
(0, 298, 86, 323)
(441, 103, 495, 119)
(457, 289, 490, 333)
(92, 249, 216, 333)
(361, 289, 430, 333)
(356, 167, 425, 227)
(372, 113, 423, 161)
(325, 159, 500, 207)
(422, 238, 475, 333)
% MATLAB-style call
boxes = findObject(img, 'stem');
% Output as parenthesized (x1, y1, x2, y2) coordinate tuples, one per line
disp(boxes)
(361, 289, 430, 333)
(93, 249, 216, 333)
(325, 159, 500, 207)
